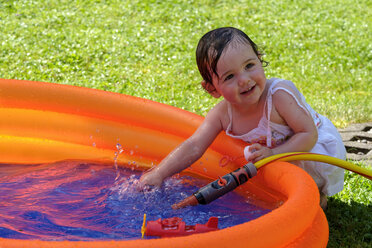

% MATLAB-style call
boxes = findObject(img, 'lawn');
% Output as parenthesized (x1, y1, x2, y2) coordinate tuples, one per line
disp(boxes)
(0, 0, 371, 247)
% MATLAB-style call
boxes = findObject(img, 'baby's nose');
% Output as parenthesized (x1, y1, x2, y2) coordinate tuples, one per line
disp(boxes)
(238, 73, 250, 86)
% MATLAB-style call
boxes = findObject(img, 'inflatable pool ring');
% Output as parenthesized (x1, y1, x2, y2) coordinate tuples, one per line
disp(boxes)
(0, 78, 328, 247)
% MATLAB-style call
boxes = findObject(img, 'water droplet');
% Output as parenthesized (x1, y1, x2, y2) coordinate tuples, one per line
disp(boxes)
(114, 143, 125, 180)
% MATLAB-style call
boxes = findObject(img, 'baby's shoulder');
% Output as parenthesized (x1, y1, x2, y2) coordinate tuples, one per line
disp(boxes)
(206, 100, 230, 130)
(270, 78, 297, 91)
(270, 79, 302, 100)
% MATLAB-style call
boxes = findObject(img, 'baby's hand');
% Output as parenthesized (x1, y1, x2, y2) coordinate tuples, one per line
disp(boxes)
(138, 168, 164, 190)
(245, 143, 273, 163)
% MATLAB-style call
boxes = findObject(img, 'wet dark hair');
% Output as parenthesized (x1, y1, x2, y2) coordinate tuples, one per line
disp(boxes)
(196, 27, 268, 85)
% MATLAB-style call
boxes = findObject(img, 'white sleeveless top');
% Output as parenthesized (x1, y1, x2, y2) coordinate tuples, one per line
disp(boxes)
(225, 78, 346, 196)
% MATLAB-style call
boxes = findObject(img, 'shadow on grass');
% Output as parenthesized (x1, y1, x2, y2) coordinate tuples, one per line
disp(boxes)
(326, 197, 372, 248)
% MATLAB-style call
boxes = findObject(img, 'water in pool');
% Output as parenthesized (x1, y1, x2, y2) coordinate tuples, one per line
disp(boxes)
(0, 161, 270, 241)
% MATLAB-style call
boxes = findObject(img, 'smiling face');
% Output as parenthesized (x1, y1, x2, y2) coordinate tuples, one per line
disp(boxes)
(211, 40, 267, 108)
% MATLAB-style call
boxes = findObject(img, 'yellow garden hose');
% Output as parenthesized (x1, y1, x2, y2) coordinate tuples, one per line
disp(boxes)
(173, 152, 371, 209)
(255, 152, 372, 180)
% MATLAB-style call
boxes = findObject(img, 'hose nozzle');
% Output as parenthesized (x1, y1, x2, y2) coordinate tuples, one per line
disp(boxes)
(173, 162, 257, 209)
(172, 195, 198, 210)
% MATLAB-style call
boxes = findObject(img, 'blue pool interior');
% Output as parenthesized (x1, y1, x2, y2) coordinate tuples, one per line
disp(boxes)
(0, 161, 271, 241)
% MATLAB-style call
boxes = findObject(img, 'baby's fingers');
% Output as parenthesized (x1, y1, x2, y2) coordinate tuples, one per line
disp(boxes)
(248, 143, 263, 151)
(251, 150, 265, 163)
(251, 146, 273, 163)
(244, 144, 261, 161)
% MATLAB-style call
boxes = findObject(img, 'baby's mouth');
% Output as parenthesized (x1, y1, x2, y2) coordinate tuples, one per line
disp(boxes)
(240, 84, 256, 95)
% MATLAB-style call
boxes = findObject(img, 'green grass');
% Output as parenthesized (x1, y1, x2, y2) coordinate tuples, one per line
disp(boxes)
(0, 0, 371, 247)
(327, 162, 372, 248)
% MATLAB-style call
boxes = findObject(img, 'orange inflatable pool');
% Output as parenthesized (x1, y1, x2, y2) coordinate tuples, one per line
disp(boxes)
(0, 78, 328, 247)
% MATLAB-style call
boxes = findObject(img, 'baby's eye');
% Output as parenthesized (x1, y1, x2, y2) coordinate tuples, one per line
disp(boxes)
(245, 63, 254, 70)
(224, 74, 234, 81)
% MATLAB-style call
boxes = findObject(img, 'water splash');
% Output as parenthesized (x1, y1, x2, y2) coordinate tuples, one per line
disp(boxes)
(114, 143, 124, 180)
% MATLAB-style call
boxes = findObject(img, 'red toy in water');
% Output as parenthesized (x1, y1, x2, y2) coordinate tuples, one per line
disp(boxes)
(145, 217, 219, 237)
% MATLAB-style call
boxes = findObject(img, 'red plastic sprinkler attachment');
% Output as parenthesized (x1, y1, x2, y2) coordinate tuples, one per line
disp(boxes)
(172, 162, 257, 209)
(144, 217, 219, 237)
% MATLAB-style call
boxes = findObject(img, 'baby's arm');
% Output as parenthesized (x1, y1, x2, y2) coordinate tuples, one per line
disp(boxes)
(248, 87, 318, 162)
(139, 104, 223, 187)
